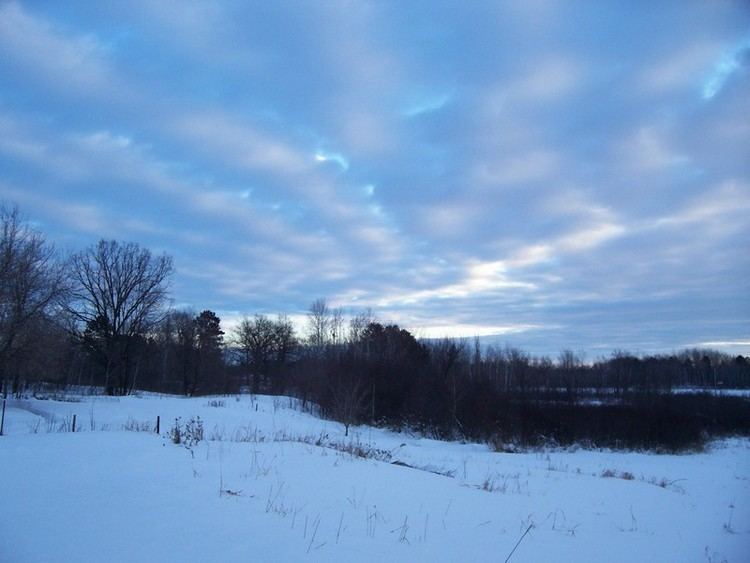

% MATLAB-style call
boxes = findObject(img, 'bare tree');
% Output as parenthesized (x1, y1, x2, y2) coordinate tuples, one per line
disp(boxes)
(330, 307, 345, 346)
(558, 349, 582, 403)
(273, 314, 296, 364)
(172, 310, 197, 396)
(68, 240, 173, 395)
(307, 298, 330, 353)
(272, 314, 296, 393)
(155, 311, 177, 389)
(433, 339, 466, 434)
(348, 308, 374, 346)
(233, 314, 276, 393)
(0, 205, 68, 396)
(329, 369, 368, 437)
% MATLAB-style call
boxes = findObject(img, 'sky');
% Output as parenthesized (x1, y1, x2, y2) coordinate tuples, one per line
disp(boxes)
(0, 1, 748, 358)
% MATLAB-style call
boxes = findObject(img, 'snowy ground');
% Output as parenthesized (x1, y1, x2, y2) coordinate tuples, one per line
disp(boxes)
(1, 394, 748, 562)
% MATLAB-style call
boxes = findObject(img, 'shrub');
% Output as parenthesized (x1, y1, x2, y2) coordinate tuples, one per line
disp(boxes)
(123, 417, 151, 432)
(170, 417, 182, 444)
(184, 416, 204, 447)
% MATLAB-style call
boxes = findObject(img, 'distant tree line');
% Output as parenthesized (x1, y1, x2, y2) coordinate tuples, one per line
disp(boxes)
(2, 203, 749, 450)
(281, 304, 750, 450)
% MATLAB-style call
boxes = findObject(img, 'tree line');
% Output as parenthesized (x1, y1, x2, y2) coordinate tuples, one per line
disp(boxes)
(2, 203, 749, 450)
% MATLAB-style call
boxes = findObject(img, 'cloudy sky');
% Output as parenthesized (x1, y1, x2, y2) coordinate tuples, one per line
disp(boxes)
(0, 1, 748, 357)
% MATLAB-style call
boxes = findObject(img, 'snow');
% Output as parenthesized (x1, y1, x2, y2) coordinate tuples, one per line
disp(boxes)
(672, 387, 750, 398)
(1, 394, 748, 562)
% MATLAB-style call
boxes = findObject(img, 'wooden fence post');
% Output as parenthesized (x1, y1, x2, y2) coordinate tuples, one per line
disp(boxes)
(156, 415, 160, 434)
(0, 399, 5, 436)
(72, 414, 76, 433)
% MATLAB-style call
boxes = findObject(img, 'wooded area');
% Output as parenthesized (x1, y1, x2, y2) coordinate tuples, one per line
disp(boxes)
(2, 204, 749, 450)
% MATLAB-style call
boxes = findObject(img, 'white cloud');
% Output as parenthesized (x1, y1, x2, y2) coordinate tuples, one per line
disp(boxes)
(1, 116, 346, 259)
(702, 36, 750, 100)
(376, 257, 536, 307)
(639, 41, 720, 94)
(688, 340, 750, 355)
(337, 111, 395, 156)
(0, 182, 126, 238)
(505, 244, 554, 268)
(171, 111, 399, 256)
(652, 180, 750, 230)
(541, 189, 617, 223)
(1, 2, 746, 354)
(474, 150, 560, 187)
(419, 202, 482, 235)
(314, 151, 349, 171)
(0, 2, 121, 96)
(403, 93, 452, 117)
(308, 3, 409, 156)
(175, 112, 312, 179)
(81, 131, 133, 150)
(406, 322, 540, 340)
(486, 57, 582, 114)
(125, 0, 264, 69)
(499, 217, 626, 270)
(557, 223, 626, 253)
(620, 126, 689, 172)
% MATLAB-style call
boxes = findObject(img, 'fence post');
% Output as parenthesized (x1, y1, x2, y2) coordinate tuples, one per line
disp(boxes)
(72, 414, 76, 433)
(156, 415, 160, 434)
(0, 399, 5, 436)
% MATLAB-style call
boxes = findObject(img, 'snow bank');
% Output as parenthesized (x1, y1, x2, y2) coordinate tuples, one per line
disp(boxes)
(1, 394, 748, 562)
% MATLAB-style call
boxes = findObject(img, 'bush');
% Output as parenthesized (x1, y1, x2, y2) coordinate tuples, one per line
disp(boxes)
(169, 416, 204, 448)
(482, 394, 750, 452)
(170, 417, 182, 444)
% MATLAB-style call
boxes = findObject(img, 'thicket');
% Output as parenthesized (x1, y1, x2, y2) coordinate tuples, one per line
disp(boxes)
(288, 329, 750, 452)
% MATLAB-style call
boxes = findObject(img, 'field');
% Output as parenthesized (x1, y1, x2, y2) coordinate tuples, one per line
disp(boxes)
(1, 393, 748, 562)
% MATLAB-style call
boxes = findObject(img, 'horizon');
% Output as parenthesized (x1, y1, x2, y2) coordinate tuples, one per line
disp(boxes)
(0, 1, 748, 357)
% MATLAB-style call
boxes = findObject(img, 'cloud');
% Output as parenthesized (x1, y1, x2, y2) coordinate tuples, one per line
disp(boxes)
(122, 0, 259, 68)
(639, 41, 721, 94)
(405, 322, 541, 340)
(687, 340, 750, 356)
(557, 222, 626, 253)
(376, 257, 536, 308)
(702, 36, 750, 99)
(0, 107, 414, 313)
(403, 93, 452, 117)
(171, 112, 357, 220)
(473, 150, 561, 187)
(336, 110, 397, 156)
(0, 115, 339, 256)
(652, 180, 750, 234)
(0, 2, 121, 97)
(0, 1, 747, 355)
(619, 126, 689, 172)
(174, 112, 313, 179)
(417, 202, 482, 236)
(314, 151, 349, 171)
(486, 57, 583, 114)
(0, 182, 111, 236)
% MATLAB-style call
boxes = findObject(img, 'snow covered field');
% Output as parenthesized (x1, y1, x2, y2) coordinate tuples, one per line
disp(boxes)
(1, 394, 748, 562)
